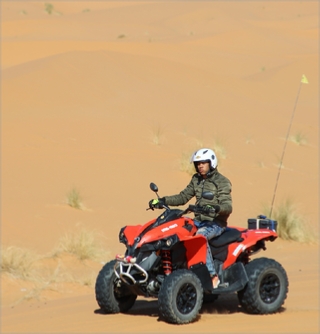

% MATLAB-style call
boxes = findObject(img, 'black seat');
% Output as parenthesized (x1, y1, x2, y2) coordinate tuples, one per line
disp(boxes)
(209, 227, 242, 248)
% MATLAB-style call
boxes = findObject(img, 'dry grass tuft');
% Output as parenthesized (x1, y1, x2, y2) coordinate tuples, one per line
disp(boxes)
(66, 187, 84, 209)
(212, 138, 227, 160)
(54, 229, 108, 261)
(1, 246, 39, 279)
(263, 199, 315, 243)
(180, 150, 196, 176)
(150, 124, 166, 146)
(44, 3, 54, 14)
(44, 3, 62, 15)
(257, 160, 266, 168)
(289, 131, 308, 146)
(2, 229, 111, 305)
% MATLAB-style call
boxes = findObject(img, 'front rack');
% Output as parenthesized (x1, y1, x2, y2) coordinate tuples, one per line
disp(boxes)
(114, 260, 149, 285)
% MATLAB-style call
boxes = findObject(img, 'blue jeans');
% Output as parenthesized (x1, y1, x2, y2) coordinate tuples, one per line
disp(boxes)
(195, 220, 225, 276)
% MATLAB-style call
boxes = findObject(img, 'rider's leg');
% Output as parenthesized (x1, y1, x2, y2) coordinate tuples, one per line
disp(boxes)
(196, 223, 225, 288)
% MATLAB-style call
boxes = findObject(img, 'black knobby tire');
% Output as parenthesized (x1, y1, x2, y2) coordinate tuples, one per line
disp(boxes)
(238, 257, 288, 314)
(95, 260, 137, 313)
(158, 269, 203, 324)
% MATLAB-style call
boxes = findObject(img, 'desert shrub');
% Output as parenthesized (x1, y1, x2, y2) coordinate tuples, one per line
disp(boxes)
(66, 187, 83, 209)
(289, 131, 307, 146)
(44, 3, 54, 14)
(54, 229, 107, 261)
(212, 138, 227, 160)
(180, 150, 196, 175)
(0, 246, 39, 279)
(264, 199, 315, 243)
(2, 229, 111, 305)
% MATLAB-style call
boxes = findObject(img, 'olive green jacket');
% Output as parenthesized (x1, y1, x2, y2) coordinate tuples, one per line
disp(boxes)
(164, 169, 232, 227)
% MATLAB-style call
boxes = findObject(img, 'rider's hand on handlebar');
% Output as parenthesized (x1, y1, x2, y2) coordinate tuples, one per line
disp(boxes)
(203, 205, 215, 214)
(202, 204, 220, 214)
(148, 198, 166, 210)
(213, 205, 220, 213)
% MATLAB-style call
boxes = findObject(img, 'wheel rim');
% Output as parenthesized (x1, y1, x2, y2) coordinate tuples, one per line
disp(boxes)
(259, 273, 280, 304)
(176, 283, 197, 314)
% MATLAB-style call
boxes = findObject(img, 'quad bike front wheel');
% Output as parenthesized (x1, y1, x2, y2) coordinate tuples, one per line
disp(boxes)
(238, 257, 289, 314)
(95, 260, 137, 313)
(158, 269, 203, 324)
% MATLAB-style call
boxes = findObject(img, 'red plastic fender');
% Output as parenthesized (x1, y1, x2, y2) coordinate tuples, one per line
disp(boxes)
(223, 228, 278, 269)
(123, 223, 154, 246)
(183, 235, 207, 268)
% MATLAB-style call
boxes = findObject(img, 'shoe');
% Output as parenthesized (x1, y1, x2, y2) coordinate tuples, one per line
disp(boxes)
(211, 275, 220, 289)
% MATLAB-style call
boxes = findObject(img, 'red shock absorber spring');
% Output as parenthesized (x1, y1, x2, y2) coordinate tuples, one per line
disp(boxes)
(161, 250, 172, 275)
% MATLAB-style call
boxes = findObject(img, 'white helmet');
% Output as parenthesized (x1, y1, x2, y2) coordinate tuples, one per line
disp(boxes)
(191, 148, 218, 170)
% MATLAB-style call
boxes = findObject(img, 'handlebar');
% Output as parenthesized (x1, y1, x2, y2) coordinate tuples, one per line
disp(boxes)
(146, 204, 170, 211)
(148, 182, 216, 215)
(147, 203, 215, 216)
(186, 204, 216, 215)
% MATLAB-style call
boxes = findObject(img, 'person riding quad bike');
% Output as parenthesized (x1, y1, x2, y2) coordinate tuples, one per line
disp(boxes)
(149, 148, 232, 288)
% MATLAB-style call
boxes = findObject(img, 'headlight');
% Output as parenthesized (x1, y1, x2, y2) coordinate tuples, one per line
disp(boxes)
(140, 234, 180, 252)
(166, 238, 173, 247)
(163, 234, 179, 249)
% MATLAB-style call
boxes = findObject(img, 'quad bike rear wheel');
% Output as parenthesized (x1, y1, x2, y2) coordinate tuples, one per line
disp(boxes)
(158, 269, 203, 324)
(95, 260, 137, 313)
(238, 257, 288, 314)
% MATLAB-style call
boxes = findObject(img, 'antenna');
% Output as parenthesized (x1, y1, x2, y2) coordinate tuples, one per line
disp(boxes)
(269, 75, 309, 218)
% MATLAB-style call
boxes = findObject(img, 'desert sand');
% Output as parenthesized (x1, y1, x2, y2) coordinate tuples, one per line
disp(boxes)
(1, 1, 319, 333)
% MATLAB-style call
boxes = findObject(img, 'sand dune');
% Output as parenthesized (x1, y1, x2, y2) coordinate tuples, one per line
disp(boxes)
(1, 1, 319, 332)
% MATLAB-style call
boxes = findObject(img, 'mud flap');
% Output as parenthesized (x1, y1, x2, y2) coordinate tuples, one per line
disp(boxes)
(212, 262, 249, 294)
(189, 263, 212, 292)
(190, 262, 248, 294)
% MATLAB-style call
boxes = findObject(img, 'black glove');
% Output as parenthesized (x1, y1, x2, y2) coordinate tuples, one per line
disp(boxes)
(148, 198, 166, 210)
(213, 205, 220, 213)
(203, 204, 220, 214)
(203, 205, 214, 214)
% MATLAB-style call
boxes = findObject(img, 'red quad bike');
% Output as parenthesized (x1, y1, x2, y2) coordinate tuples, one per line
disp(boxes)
(95, 183, 289, 324)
